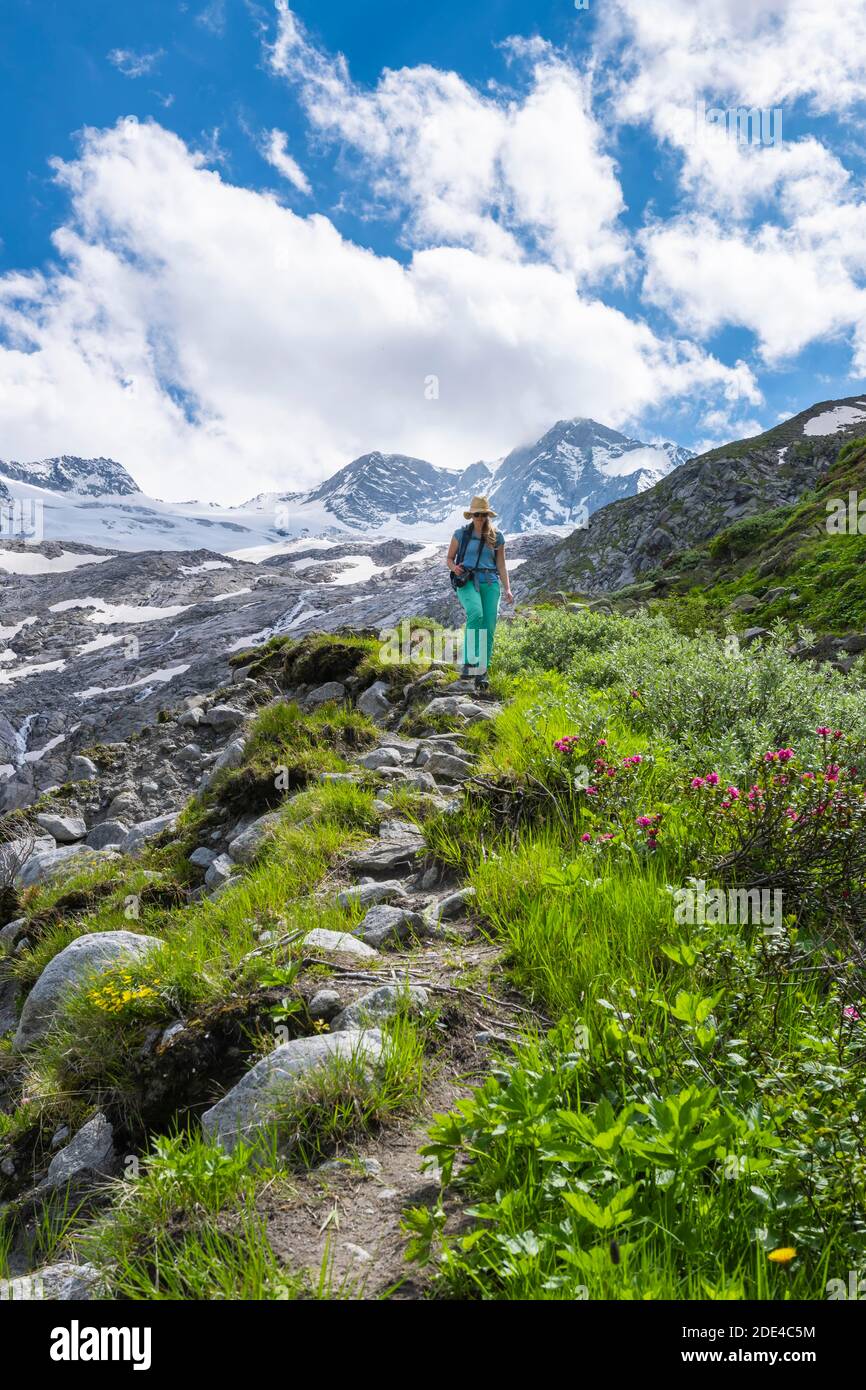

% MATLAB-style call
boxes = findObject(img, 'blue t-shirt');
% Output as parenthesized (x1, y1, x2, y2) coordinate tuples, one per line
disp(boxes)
(453, 527, 503, 584)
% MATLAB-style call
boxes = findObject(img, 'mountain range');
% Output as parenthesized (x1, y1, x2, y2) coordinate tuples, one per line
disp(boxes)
(0, 419, 692, 553)
(3, 393, 866, 809)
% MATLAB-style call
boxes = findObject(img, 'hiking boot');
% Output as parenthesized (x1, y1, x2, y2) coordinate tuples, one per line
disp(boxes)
(475, 673, 490, 692)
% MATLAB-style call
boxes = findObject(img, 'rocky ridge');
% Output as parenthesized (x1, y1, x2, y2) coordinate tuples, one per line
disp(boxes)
(518, 395, 866, 597)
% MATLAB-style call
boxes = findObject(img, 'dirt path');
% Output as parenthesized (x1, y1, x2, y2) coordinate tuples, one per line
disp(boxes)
(257, 922, 536, 1296)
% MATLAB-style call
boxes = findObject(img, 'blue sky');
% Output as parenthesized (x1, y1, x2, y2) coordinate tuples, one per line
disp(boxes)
(1, 0, 865, 502)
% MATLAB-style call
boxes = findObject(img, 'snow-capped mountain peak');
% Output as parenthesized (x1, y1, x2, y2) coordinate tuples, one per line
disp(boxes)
(485, 418, 693, 531)
(0, 455, 140, 497)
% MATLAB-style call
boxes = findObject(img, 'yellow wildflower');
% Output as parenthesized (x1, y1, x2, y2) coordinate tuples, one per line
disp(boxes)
(768, 1247, 797, 1264)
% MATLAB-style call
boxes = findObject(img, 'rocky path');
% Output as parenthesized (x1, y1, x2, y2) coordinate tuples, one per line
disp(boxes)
(1, 668, 538, 1300)
(200, 679, 531, 1297)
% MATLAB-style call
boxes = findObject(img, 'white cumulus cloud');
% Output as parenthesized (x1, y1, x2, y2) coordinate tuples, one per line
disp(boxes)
(0, 119, 755, 504)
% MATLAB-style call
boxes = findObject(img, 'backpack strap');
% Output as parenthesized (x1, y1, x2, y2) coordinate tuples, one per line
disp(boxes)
(456, 522, 474, 568)
(473, 526, 500, 572)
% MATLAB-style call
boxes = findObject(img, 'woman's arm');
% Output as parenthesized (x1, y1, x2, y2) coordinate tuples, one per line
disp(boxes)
(447, 536, 464, 575)
(496, 542, 513, 604)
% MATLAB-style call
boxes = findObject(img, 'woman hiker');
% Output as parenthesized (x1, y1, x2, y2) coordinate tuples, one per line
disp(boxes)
(446, 495, 513, 690)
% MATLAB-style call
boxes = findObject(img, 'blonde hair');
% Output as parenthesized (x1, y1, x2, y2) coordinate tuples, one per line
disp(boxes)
(471, 515, 497, 549)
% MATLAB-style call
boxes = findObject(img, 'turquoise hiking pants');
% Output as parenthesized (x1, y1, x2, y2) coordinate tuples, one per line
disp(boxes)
(456, 580, 500, 673)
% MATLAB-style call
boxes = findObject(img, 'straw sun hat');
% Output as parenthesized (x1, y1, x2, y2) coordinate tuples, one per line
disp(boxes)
(463, 495, 497, 518)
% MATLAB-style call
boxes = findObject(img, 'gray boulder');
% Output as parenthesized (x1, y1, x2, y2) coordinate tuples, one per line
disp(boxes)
(336, 879, 410, 909)
(304, 928, 379, 959)
(0, 834, 55, 878)
(347, 838, 425, 875)
(189, 846, 217, 868)
(379, 818, 422, 842)
(106, 790, 141, 820)
(34, 813, 86, 844)
(0, 917, 28, 952)
(304, 682, 346, 710)
(422, 695, 488, 721)
(356, 904, 425, 949)
(420, 751, 474, 782)
(308, 989, 342, 1021)
(13, 930, 163, 1050)
(331, 985, 430, 1033)
(70, 755, 99, 782)
(426, 886, 476, 923)
(202, 704, 246, 729)
(175, 743, 202, 766)
(0, 1261, 104, 1301)
(228, 811, 282, 864)
(119, 813, 178, 856)
(200, 1029, 384, 1154)
(204, 736, 247, 784)
(741, 627, 772, 646)
(40, 1112, 116, 1193)
(85, 819, 129, 850)
(0, 977, 20, 1035)
(15, 844, 100, 888)
(402, 770, 438, 792)
(358, 746, 403, 771)
(356, 681, 392, 720)
(204, 853, 235, 891)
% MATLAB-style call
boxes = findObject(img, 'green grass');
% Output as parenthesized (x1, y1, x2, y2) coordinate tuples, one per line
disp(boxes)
(75, 1132, 301, 1300)
(408, 606, 866, 1301)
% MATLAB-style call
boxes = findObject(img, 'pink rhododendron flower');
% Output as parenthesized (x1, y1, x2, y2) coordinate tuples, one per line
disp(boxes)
(581, 833, 592, 843)
(816, 726, 831, 737)
(843, 1005, 861, 1021)
(726, 786, 740, 799)
(690, 777, 705, 788)
(705, 772, 720, 786)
